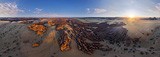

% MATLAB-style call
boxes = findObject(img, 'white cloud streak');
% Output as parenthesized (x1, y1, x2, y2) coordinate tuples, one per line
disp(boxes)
(94, 8, 107, 14)
(87, 8, 107, 14)
(33, 8, 43, 14)
(32, 8, 63, 17)
(0, 3, 23, 16)
(155, 3, 160, 11)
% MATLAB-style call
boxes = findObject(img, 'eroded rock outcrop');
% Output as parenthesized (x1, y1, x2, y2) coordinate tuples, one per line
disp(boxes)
(27, 18, 129, 54)
(28, 22, 47, 35)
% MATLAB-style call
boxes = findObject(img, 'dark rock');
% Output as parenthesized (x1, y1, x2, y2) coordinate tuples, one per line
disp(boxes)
(151, 52, 155, 54)
(150, 47, 154, 49)
(140, 52, 144, 55)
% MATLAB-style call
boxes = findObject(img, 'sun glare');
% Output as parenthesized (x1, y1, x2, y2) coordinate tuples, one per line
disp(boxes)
(125, 10, 138, 18)
(128, 14, 135, 18)
(124, 10, 139, 22)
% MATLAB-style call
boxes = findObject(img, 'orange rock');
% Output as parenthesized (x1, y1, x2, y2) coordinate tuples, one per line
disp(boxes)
(48, 20, 55, 26)
(60, 37, 71, 51)
(56, 25, 64, 30)
(28, 23, 47, 35)
(32, 43, 40, 47)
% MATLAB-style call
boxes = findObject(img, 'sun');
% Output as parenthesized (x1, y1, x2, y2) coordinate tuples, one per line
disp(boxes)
(125, 10, 137, 18)
(127, 14, 137, 22)
(127, 12, 136, 18)
(124, 10, 139, 22)
(128, 14, 135, 18)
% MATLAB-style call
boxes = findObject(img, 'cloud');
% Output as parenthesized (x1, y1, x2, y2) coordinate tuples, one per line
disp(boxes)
(155, 3, 160, 11)
(87, 8, 107, 14)
(0, 3, 23, 16)
(43, 13, 63, 17)
(33, 8, 62, 17)
(94, 8, 107, 14)
(32, 13, 64, 17)
(33, 8, 43, 14)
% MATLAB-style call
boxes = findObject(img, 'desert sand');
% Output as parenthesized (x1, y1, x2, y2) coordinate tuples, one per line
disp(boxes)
(0, 18, 160, 57)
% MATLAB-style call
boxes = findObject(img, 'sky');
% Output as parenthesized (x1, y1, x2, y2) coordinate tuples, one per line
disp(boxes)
(0, 0, 160, 17)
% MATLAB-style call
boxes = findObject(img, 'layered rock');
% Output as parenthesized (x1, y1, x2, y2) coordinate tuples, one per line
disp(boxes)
(28, 22, 47, 35)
